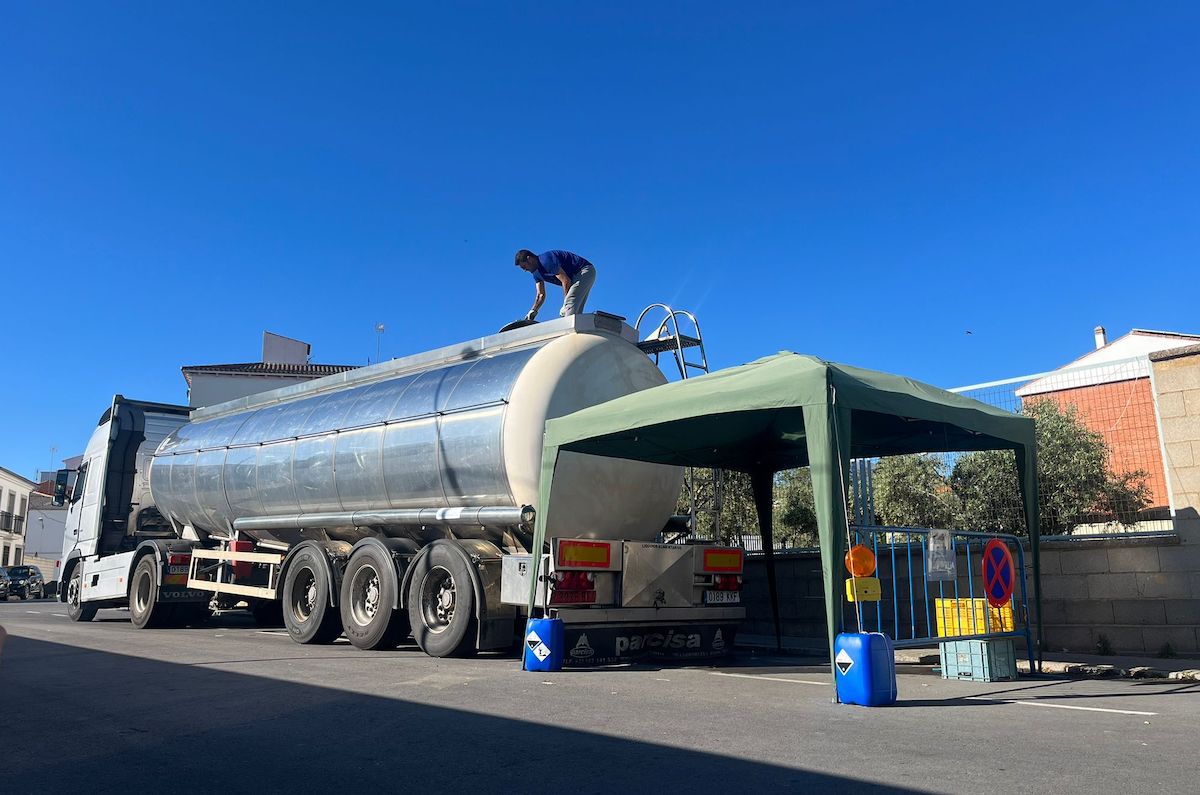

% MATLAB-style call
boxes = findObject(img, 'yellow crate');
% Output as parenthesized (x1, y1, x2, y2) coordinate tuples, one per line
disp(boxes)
(934, 598, 1014, 637)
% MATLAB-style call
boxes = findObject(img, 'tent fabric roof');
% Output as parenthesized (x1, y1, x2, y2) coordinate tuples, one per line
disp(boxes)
(544, 352, 1034, 472)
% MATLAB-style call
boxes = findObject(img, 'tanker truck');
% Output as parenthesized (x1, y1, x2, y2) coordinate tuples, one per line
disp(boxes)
(56, 312, 744, 664)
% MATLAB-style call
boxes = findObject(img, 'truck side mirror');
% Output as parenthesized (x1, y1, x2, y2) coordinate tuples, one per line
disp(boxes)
(53, 469, 70, 507)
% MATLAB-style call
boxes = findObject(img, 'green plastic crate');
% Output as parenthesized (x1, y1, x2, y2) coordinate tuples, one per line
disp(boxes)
(939, 638, 1017, 682)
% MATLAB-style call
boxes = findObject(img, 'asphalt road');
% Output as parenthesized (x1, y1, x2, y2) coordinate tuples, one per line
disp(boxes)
(1, 600, 1195, 794)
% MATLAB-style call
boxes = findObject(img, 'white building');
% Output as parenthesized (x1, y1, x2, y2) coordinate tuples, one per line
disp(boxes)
(0, 466, 35, 566)
(183, 362, 359, 407)
(1016, 327, 1200, 397)
(182, 331, 357, 407)
(24, 490, 67, 577)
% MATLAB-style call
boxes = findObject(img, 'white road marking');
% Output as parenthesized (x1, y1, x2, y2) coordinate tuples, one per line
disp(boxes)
(965, 696, 1157, 716)
(710, 671, 828, 686)
(710, 673, 1161, 716)
(257, 630, 290, 636)
(26, 611, 42, 614)
(53, 613, 68, 617)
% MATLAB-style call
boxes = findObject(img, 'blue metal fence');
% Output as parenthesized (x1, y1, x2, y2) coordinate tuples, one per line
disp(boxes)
(846, 525, 1036, 673)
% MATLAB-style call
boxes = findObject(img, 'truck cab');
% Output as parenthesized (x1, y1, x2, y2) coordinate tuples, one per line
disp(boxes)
(58, 396, 194, 621)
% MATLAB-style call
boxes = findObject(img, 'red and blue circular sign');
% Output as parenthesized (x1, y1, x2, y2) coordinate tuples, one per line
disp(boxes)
(982, 539, 1015, 608)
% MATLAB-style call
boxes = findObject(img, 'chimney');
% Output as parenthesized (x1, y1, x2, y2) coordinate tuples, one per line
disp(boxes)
(1094, 326, 1107, 349)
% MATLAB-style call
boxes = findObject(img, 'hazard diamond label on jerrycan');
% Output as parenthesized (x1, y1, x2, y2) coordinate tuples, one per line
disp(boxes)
(834, 632, 898, 707)
(523, 618, 564, 672)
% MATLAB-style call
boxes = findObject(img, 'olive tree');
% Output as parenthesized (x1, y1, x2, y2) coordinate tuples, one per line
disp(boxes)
(950, 399, 1151, 535)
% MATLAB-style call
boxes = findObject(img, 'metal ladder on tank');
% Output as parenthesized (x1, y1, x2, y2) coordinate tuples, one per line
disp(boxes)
(634, 304, 721, 543)
(634, 304, 711, 381)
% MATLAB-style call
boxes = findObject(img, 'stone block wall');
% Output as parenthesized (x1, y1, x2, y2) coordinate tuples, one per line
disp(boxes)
(1152, 343, 1200, 543)
(1035, 535, 1200, 654)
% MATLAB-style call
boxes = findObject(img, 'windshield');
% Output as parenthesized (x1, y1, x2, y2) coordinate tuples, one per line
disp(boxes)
(6, 566, 30, 577)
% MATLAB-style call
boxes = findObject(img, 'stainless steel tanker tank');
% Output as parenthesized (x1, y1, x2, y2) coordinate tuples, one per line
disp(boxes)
(148, 314, 683, 550)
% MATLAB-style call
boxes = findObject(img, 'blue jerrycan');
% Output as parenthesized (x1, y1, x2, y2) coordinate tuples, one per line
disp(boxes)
(834, 632, 898, 706)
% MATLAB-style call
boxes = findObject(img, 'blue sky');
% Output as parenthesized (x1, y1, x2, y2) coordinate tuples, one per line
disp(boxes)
(3, 2, 1198, 478)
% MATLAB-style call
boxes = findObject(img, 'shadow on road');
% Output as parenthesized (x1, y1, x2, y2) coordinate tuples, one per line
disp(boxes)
(1, 633, 926, 793)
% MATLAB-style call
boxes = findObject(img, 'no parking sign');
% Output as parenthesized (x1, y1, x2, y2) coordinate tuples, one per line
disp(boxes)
(982, 539, 1015, 608)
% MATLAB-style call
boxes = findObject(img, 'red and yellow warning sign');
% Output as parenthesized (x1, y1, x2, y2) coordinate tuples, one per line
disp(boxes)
(982, 539, 1015, 608)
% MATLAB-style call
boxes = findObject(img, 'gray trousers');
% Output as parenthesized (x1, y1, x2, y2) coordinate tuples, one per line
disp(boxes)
(560, 263, 596, 316)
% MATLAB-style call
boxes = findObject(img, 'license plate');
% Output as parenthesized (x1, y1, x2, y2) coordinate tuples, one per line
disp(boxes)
(704, 590, 740, 605)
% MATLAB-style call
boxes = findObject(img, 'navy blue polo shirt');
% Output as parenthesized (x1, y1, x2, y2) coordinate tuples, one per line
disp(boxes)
(531, 250, 591, 284)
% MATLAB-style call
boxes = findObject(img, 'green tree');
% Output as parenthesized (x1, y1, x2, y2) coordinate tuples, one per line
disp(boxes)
(950, 399, 1151, 535)
(679, 469, 759, 545)
(679, 467, 821, 548)
(776, 467, 819, 547)
(948, 450, 1025, 533)
(872, 454, 957, 529)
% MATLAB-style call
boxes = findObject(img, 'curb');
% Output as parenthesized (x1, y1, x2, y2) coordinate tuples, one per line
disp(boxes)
(1017, 661, 1200, 680)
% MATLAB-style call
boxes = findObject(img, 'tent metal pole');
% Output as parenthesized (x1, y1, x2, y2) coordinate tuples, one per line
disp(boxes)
(751, 469, 783, 653)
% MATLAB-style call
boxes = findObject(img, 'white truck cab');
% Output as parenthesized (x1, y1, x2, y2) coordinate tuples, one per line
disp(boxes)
(58, 396, 196, 622)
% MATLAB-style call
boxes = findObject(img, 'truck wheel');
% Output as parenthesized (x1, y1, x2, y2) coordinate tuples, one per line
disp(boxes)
(130, 556, 175, 629)
(407, 544, 477, 658)
(340, 545, 408, 651)
(66, 566, 97, 623)
(282, 547, 342, 644)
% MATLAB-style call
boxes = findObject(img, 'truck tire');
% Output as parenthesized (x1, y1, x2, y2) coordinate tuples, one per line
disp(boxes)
(282, 547, 342, 645)
(407, 544, 477, 658)
(340, 545, 409, 651)
(129, 556, 175, 629)
(65, 566, 97, 623)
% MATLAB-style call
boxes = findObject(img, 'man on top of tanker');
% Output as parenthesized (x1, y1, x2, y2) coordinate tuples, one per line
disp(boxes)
(515, 249, 597, 321)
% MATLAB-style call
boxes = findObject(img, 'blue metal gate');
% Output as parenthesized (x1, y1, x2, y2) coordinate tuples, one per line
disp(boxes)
(845, 525, 1036, 672)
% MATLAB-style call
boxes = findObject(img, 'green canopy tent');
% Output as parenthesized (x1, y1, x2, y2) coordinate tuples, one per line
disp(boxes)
(527, 352, 1043, 688)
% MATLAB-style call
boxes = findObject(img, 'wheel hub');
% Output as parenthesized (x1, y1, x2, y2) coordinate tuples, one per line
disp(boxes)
(350, 563, 382, 626)
(420, 567, 457, 633)
(289, 567, 319, 624)
(364, 579, 379, 618)
(135, 572, 151, 613)
(436, 582, 455, 623)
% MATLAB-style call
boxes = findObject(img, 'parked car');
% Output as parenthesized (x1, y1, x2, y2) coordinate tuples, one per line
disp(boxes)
(4, 565, 45, 600)
(0, 568, 10, 599)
